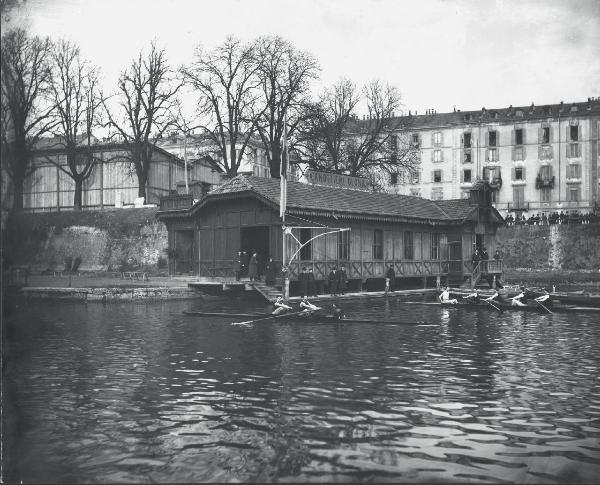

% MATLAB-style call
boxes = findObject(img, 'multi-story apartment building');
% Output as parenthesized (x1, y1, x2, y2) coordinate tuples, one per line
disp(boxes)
(391, 99, 600, 216)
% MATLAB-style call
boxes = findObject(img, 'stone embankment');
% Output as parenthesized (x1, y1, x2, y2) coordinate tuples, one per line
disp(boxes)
(21, 286, 197, 301)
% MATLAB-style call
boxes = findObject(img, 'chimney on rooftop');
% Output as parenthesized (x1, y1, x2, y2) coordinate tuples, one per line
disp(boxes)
(453, 106, 456, 113)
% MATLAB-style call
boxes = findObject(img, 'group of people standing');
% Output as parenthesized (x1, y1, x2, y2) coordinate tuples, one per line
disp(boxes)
(233, 251, 278, 285)
(297, 265, 349, 297)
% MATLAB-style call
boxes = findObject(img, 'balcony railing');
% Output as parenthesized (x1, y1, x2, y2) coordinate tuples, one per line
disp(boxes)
(535, 175, 555, 189)
(159, 194, 194, 211)
(507, 201, 530, 211)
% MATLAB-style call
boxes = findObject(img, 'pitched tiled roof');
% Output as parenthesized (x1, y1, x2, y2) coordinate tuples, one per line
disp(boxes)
(207, 175, 478, 223)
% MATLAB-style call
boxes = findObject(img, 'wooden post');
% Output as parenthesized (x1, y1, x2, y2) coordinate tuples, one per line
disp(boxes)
(436, 275, 441, 288)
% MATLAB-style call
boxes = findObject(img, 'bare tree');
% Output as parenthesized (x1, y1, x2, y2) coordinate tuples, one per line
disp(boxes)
(44, 39, 103, 210)
(254, 35, 319, 178)
(295, 79, 419, 187)
(0, 28, 54, 211)
(181, 37, 264, 177)
(104, 41, 181, 201)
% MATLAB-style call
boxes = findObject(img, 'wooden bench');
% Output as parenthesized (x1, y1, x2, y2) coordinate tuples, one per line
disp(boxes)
(121, 271, 149, 281)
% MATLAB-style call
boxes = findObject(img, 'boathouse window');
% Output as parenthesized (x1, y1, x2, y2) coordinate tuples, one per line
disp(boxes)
(403, 231, 414, 260)
(373, 229, 383, 260)
(338, 230, 349, 260)
(299, 228, 312, 260)
(430, 233, 440, 260)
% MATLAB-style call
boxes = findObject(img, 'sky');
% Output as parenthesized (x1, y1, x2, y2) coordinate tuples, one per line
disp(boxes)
(7, 0, 600, 115)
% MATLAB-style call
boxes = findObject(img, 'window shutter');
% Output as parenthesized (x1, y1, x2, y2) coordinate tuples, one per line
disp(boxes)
(566, 125, 570, 141)
(440, 170, 443, 182)
(538, 145, 543, 159)
(522, 167, 526, 180)
(522, 128, 526, 145)
(522, 146, 526, 160)
(460, 170, 464, 182)
(440, 150, 444, 162)
(460, 134, 464, 148)
(511, 167, 516, 181)
(440, 132, 444, 146)
(431, 150, 434, 162)
(511, 129, 516, 146)
(485, 131, 489, 146)
(548, 165, 553, 177)
(431, 132, 435, 146)
(512, 147, 516, 161)
(496, 131, 500, 146)
(431, 170, 435, 182)
(538, 128, 543, 144)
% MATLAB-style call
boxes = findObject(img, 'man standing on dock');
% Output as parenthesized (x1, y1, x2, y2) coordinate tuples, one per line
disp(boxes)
(385, 264, 396, 293)
(338, 265, 347, 295)
(328, 267, 339, 296)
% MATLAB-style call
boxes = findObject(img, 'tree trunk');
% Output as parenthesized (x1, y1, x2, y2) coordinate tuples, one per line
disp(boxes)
(269, 144, 281, 179)
(73, 179, 83, 210)
(137, 170, 148, 201)
(11, 178, 24, 211)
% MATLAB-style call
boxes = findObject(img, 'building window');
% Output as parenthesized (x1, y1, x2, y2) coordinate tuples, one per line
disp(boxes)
(409, 188, 421, 197)
(513, 186, 525, 209)
(514, 167, 524, 181)
(567, 143, 581, 158)
(540, 187, 552, 202)
(338, 230, 349, 260)
(373, 229, 383, 260)
(389, 134, 398, 151)
(461, 190, 470, 199)
(487, 148, 498, 162)
(464, 150, 472, 163)
(431, 187, 444, 200)
(390, 172, 398, 185)
(433, 169, 442, 183)
(412, 133, 420, 147)
(463, 169, 472, 183)
(299, 228, 312, 260)
(542, 126, 550, 144)
(433, 149, 443, 162)
(430, 233, 440, 260)
(411, 172, 420, 184)
(568, 187, 580, 202)
(570, 125, 579, 142)
(567, 164, 581, 179)
(433, 131, 442, 146)
(463, 132, 472, 148)
(488, 130, 498, 147)
(539, 145, 553, 160)
(539, 165, 552, 179)
(404, 231, 414, 260)
(515, 128, 523, 145)
(514, 146, 525, 161)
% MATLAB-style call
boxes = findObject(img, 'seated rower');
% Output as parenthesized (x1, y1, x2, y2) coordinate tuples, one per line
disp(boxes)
(483, 290, 499, 302)
(272, 296, 293, 315)
(299, 296, 321, 314)
(511, 291, 527, 306)
(439, 287, 458, 305)
(331, 303, 345, 320)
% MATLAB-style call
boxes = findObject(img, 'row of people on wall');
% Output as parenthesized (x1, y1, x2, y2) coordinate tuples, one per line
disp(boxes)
(233, 251, 278, 284)
(504, 211, 599, 226)
(298, 265, 348, 297)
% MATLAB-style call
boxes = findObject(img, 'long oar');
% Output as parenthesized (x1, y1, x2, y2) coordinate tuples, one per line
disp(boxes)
(233, 310, 304, 326)
(483, 299, 503, 313)
(535, 298, 553, 314)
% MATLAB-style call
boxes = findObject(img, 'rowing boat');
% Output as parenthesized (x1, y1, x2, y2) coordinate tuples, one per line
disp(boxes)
(409, 301, 600, 313)
(182, 311, 425, 325)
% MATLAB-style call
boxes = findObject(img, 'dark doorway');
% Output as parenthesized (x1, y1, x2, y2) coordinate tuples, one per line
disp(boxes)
(174, 230, 194, 274)
(240, 226, 270, 277)
(475, 234, 484, 252)
(448, 240, 462, 275)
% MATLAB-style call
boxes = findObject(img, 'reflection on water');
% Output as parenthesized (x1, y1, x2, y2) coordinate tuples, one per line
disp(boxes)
(4, 295, 600, 483)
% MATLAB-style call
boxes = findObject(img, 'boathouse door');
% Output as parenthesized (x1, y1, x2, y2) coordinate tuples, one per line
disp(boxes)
(448, 241, 462, 276)
(240, 226, 270, 276)
(174, 230, 194, 274)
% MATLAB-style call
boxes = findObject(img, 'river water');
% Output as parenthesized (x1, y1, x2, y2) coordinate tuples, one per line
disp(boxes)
(4, 294, 600, 483)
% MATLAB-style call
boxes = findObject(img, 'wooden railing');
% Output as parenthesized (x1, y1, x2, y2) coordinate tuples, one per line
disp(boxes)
(159, 194, 194, 211)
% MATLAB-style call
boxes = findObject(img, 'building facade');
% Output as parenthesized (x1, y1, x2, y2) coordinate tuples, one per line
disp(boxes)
(389, 99, 600, 217)
(22, 139, 183, 211)
(157, 175, 504, 292)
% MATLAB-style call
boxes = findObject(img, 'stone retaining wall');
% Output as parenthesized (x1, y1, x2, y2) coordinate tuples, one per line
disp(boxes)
(22, 286, 197, 301)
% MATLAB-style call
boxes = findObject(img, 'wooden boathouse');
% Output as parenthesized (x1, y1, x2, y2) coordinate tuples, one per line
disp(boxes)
(157, 175, 505, 294)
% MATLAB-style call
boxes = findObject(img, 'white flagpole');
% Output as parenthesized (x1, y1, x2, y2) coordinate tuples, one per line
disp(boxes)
(281, 113, 289, 298)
